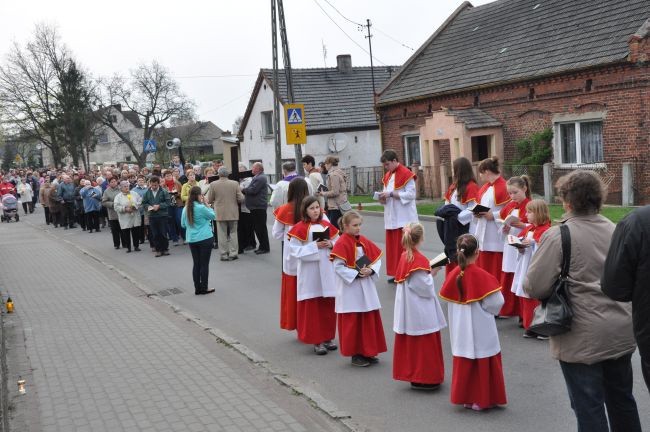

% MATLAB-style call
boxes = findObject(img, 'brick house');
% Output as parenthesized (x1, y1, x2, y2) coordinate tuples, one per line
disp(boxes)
(376, 0, 650, 204)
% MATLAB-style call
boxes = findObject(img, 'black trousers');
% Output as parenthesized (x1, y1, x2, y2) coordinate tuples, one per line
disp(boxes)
(149, 217, 169, 252)
(327, 209, 342, 230)
(50, 211, 61, 227)
(642, 353, 650, 395)
(137, 215, 149, 244)
(120, 227, 139, 251)
(61, 202, 75, 227)
(108, 219, 122, 248)
(238, 211, 256, 252)
(189, 237, 213, 293)
(85, 211, 99, 231)
(43, 206, 50, 225)
(249, 208, 270, 251)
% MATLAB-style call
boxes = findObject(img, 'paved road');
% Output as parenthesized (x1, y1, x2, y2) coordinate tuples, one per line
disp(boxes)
(12, 207, 650, 431)
(0, 219, 344, 432)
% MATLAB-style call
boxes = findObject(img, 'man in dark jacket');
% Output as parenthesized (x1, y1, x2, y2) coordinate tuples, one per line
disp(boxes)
(241, 162, 270, 254)
(57, 175, 77, 229)
(602, 205, 650, 393)
(142, 176, 171, 257)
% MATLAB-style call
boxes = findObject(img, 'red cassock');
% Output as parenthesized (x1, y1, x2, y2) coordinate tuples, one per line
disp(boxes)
(331, 233, 387, 357)
(288, 219, 339, 345)
(498, 199, 530, 318)
(274, 204, 298, 330)
(383, 165, 417, 277)
(440, 265, 507, 408)
(517, 222, 551, 328)
(392, 251, 445, 385)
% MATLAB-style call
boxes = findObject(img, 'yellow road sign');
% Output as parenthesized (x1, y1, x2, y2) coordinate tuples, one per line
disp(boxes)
(285, 103, 306, 145)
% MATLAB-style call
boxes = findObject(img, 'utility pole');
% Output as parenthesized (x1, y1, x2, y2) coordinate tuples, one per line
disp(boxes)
(364, 19, 376, 96)
(271, 0, 304, 177)
(271, 0, 282, 180)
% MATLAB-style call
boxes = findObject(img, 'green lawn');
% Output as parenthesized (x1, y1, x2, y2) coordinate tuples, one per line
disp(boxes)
(351, 195, 635, 224)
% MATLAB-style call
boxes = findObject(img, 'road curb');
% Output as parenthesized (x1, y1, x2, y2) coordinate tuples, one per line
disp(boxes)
(27, 221, 366, 432)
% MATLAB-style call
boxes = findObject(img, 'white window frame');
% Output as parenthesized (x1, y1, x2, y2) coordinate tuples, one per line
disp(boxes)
(261, 111, 274, 138)
(553, 117, 606, 168)
(402, 133, 422, 168)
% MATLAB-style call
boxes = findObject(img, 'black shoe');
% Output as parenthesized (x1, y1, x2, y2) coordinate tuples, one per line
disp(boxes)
(351, 355, 370, 367)
(134, 247, 141, 252)
(365, 356, 379, 364)
(322, 340, 338, 351)
(411, 383, 440, 391)
(114, 246, 120, 250)
(254, 249, 269, 255)
(245, 245, 256, 251)
(162, 250, 170, 256)
(220, 257, 229, 262)
(314, 344, 328, 355)
(228, 256, 239, 261)
(199, 288, 215, 295)
(387, 278, 396, 284)
(126, 248, 132, 253)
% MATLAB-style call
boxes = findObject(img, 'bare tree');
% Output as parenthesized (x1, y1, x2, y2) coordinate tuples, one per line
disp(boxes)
(95, 61, 195, 166)
(0, 24, 69, 167)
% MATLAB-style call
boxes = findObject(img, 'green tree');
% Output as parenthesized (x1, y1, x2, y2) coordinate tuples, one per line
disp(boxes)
(512, 128, 553, 180)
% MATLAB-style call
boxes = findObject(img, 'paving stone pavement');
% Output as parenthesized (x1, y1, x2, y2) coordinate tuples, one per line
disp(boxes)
(0, 220, 344, 432)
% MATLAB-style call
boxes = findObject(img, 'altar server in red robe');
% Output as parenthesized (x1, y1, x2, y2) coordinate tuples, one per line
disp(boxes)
(288, 196, 339, 355)
(440, 234, 507, 411)
(393, 222, 447, 390)
(496, 176, 531, 318)
(272, 178, 310, 331)
(473, 157, 510, 283)
(330, 211, 387, 367)
(377, 150, 418, 282)
(511, 199, 551, 337)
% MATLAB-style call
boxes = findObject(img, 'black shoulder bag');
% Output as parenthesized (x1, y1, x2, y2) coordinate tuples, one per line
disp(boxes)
(529, 224, 573, 337)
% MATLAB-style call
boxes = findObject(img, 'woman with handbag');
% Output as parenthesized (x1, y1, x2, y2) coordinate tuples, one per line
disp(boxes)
(318, 155, 350, 229)
(524, 170, 641, 432)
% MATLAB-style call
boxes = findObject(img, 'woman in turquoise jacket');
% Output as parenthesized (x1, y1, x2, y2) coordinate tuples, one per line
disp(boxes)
(181, 186, 217, 295)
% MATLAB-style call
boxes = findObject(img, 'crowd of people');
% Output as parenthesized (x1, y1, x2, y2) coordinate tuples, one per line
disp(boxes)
(2, 149, 648, 430)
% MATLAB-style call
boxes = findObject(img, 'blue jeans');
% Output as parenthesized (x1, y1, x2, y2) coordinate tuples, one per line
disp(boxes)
(559, 353, 641, 432)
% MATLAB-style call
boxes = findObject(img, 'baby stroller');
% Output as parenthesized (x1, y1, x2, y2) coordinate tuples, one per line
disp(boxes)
(1, 194, 19, 222)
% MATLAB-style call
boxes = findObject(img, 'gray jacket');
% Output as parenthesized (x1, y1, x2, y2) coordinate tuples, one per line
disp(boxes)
(101, 186, 121, 220)
(242, 173, 268, 210)
(524, 213, 635, 364)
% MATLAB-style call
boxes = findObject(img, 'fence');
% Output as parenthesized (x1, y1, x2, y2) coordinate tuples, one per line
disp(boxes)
(341, 161, 650, 205)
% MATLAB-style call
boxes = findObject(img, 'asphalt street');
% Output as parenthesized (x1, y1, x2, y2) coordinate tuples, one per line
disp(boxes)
(17, 207, 650, 431)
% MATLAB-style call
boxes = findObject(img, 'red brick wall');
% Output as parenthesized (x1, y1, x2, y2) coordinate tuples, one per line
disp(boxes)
(378, 62, 650, 203)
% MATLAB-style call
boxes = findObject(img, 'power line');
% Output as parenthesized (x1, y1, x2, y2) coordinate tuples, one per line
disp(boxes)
(174, 74, 257, 79)
(312, 0, 386, 66)
(200, 91, 251, 116)
(320, 0, 415, 51)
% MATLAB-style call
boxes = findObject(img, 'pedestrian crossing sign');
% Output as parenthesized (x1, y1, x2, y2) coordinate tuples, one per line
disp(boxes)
(143, 139, 157, 153)
(285, 103, 306, 145)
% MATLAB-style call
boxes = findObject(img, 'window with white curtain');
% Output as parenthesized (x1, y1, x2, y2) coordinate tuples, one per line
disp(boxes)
(556, 120, 603, 165)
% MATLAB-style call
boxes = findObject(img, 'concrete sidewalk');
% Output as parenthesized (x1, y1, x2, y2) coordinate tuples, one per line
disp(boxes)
(0, 220, 343, 432)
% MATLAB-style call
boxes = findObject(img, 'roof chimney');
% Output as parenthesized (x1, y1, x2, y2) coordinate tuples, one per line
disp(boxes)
(337, 54, 352, 74)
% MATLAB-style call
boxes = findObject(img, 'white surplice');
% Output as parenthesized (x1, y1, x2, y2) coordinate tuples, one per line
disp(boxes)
(447, 189, 477, 233)
(498, 209, 522, 273)
(393, 270, 447, 336)
(472, 185, 506, 252)
(288, 224, 338, 301)
(332, 246, 382, 313)
(272, 219, 296, 275)
(512, 230, 539, 298)
(382, 175, 418, 229)
(446, 291, 505, 359)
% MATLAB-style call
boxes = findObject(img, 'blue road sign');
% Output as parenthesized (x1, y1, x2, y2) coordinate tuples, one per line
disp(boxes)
(287, 108, 303, 124)
(143, 139, 157, 153)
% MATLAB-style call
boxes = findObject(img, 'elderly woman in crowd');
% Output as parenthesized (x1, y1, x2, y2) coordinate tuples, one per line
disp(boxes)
(113, 180, 142, 253)
(524, 170, 641, 432)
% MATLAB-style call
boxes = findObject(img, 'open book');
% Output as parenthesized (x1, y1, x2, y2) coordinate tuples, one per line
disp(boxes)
(496, 214, 520, 226)
(430, 252, 450, 269)
(317, 184, 328, 192)
(312, 227, 330, 242)
(507, 234, 529, 249)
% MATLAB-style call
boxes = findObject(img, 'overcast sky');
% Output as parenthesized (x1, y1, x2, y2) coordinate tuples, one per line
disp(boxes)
(1, 0, 492, 132)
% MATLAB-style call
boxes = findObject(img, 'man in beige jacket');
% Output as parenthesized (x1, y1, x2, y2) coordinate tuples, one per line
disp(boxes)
(206, 166, 244, 261)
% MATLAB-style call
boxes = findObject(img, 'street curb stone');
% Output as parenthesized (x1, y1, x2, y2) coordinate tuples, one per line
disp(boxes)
(26, 220, 363, 432)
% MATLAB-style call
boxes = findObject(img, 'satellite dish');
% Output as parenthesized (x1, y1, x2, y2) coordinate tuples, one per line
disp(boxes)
(327, 133, 348, 153)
